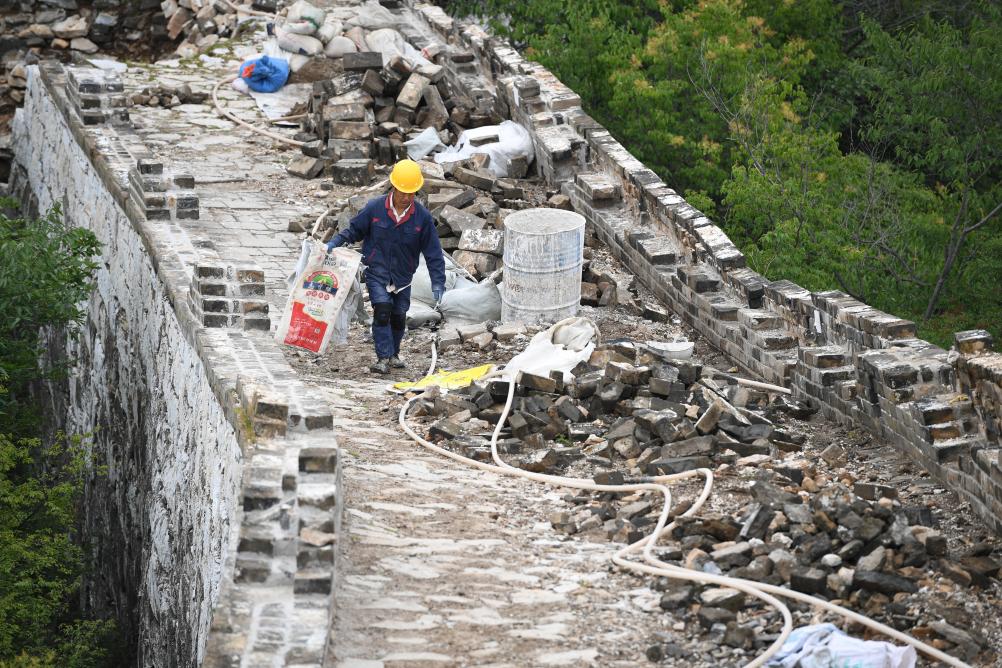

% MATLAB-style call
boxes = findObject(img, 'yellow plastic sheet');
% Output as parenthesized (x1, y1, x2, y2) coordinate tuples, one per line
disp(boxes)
(393, 363, 495, 391)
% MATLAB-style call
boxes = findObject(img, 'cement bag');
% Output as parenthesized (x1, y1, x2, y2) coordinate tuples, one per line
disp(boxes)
(434, 121, 534, 178)
(502, 317, 599, 382)
(286, 0, 326, 28)
(331, 274, 362, 345)
(276, 27, 324, 56)
(365, 28, 433, 68)
(346, 0, 398, 29)
(316, 18, 343, 44)
(437, 280, 502, 325)
(276, 241, 363, 354)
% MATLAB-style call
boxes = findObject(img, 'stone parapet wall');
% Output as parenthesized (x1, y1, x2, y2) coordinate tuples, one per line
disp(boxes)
(11, 63, 344, 667)
(406, 1, 1002, 532)
(11, 64, 242, 666)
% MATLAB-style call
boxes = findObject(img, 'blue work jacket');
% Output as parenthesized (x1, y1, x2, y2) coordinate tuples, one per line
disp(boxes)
(330, 195, 446, 293)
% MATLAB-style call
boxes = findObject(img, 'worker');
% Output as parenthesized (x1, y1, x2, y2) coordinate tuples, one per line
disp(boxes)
(327, 159, 446, 375)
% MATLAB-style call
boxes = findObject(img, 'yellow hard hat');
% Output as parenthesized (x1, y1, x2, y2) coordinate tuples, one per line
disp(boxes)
(389, 159, 424, 193)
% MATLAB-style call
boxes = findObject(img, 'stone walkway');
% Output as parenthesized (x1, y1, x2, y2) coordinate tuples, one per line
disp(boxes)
(323, 371, 668, 668)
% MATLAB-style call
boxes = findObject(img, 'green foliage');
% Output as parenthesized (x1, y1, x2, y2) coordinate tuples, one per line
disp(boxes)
(0, 202, 116, 664)
(444, 0, 1002, 345)
(0, 199, 99, 436)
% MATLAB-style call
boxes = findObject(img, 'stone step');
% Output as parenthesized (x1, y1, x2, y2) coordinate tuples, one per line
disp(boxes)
(799, 345, 850, 369)
(930, 436, 985, 463)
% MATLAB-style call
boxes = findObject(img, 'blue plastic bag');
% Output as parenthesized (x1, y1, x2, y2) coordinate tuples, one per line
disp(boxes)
(238, 55, 289, 93)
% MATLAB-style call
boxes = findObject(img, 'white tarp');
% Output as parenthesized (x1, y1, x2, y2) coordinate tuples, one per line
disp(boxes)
(247, 82, 312, 126)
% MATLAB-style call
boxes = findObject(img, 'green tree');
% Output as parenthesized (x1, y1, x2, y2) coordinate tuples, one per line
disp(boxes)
(854, 9, 1002, 323)
(604, 0, 815, 200)
(0, 200, 117, 666)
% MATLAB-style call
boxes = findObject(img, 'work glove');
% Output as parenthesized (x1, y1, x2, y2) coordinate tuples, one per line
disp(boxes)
(326, 238, 341, 253)
(432, 287, 444, 308)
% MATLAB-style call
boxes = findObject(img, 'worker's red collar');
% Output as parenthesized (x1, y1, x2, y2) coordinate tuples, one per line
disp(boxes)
(385, 193, 414, 225)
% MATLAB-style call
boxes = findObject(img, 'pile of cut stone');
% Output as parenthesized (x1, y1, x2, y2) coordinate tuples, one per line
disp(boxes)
(414, 337, 812, 475)
(287, 49, 502, 186)
(633, 477, 996, 662)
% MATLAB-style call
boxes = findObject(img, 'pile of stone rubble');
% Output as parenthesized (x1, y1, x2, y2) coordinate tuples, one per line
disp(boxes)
(632, 474, 997, 662)
(406, 334, 1000, 664)
(415, 336, 810, 475)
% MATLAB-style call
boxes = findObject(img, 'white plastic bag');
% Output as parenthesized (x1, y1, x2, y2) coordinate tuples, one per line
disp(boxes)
(768, 624, 916, 668)
(434, 121, 535, 178)
(276, 240, 363, 354)
(405, 301, 442, 328)
(502, 317, 600, 381)
(404, 126, 446, 161)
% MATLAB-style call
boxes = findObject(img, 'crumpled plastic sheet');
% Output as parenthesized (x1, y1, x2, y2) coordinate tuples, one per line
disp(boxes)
(768, 624, 917, 668)
(434, 121, 535, 178)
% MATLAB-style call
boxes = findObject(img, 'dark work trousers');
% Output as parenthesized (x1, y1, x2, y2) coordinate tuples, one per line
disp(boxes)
(367, 279, 411, 359)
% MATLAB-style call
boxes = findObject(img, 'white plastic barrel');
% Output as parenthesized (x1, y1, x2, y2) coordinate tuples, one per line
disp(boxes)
(501, 208, 585, 325)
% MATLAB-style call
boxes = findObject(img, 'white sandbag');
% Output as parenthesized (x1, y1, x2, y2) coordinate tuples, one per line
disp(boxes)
(411, 253, 474, 305)
(404, 126, 446, 161)
(316, 18, 343, 44)
(434, 121, 535, 178)
(405, 301, 442, 328)
(276, 241, 363, 354)
(286, 0, 326, 27)
(276, 27, 324, 56)
(364, 27, 433, 68)
(346, 0, 399, 29)
(437, 279, 502, 325)
(502, 317, 600, 381)
(325, 35, 357, 57)
(283, 20, 318, 35)
(277, 51, 310, 73)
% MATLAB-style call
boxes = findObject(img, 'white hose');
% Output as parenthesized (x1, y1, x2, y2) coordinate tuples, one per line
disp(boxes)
(398, 343, 971, 668)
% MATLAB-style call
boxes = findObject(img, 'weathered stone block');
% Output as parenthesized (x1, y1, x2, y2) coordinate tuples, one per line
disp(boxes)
(330, 159, 374, 185)
(458, 228, 503, 256)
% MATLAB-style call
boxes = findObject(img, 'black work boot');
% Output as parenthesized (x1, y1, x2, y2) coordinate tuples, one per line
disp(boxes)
(389, 355, 406, 369)
(370, 358, 390, 375)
